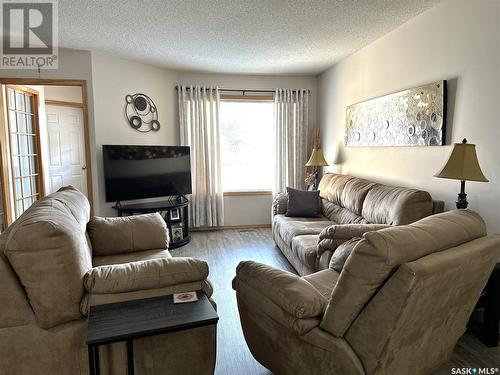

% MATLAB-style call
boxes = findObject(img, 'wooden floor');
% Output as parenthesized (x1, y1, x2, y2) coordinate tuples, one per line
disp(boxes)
(173, 228, 500, 374)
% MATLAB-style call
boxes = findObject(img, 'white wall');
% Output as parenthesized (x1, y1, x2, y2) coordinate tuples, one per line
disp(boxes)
(318, 0, 500, 232)
(91, 52, 179, 216)
(91, 52, 318, 225)
(0, 48, 98, 212)
(44, 85, 82, 103)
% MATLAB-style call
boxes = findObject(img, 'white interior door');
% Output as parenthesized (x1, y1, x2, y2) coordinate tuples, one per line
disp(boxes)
(45, 105, 88, 196)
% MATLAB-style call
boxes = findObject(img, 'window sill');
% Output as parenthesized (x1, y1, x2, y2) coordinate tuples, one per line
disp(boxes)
(223, 191, 272, 197)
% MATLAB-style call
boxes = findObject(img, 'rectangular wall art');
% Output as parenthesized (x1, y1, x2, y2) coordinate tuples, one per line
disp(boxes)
(345, 80, 446, 147)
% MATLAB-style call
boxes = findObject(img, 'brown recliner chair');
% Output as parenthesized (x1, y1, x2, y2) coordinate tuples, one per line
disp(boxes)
(233, 209, 500, 375)
(0, 186, 216, 375)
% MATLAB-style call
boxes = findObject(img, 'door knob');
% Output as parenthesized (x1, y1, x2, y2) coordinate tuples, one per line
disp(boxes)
(82, 165, 87, 170)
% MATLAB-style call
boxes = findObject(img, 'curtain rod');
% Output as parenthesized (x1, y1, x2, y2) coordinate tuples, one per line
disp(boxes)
(175, 86, 310, 94)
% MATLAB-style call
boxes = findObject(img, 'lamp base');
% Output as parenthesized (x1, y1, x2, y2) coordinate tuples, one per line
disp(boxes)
(313, 170, 319, 190)
(456, 192, 468, 209)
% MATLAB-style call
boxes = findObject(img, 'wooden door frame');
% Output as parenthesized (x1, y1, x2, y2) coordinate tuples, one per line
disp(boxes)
(0, 78, 94, 226)
(4, 84, 46, 219)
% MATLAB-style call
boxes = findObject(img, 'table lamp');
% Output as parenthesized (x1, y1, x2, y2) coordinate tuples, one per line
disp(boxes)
(434, 138, 488, 209)
(305, 148, 329, 189)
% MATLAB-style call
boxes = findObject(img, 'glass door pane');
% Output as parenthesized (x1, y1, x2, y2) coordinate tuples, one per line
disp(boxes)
(5, 86, 43, 218)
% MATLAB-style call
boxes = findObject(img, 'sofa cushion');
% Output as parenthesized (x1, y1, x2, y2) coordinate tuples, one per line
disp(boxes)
(320, 209, 487, 337)
(319, 174, 370, 223)
(84, 257, 209, 294)
(291, 235, 319, 274)
(93, 248, 171, 266)
(361, 184, 433, 225)
(88, 213, 169, 255)
(274, 215, 332, 247)
(339, 178, 375, 216)
(321, 199, 367, 224)
(3, 189, 92, 329)
(318, 174, 354, 205)
(286, 187, 321, 217)
(317, 173, 435, 225)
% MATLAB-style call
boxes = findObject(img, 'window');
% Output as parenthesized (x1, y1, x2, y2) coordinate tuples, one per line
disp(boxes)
(5, 86, 44, 218)
(219, 98, 274, 192)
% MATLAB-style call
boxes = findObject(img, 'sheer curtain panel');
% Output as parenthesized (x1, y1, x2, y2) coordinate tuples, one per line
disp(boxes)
(274, 88, 310, 194)
(178, 86, 224, 227)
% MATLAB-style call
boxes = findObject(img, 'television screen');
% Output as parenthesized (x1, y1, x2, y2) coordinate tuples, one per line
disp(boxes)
(103, 145, 192, 202)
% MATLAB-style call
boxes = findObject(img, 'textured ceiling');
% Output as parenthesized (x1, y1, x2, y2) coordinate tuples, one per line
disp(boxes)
(59, 0, 441, 75)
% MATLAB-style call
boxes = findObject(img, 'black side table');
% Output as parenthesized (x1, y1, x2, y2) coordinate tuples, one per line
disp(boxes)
(86, 291, 218, 375)
(469, 263, 500, 347)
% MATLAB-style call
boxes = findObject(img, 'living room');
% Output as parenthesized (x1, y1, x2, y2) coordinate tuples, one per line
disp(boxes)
(0, 0, 499, 374)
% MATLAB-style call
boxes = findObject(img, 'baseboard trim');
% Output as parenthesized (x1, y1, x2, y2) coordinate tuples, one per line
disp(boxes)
(191, 224, 271, 232)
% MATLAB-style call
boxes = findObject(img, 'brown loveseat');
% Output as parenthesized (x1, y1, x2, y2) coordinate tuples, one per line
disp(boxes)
(0, 186, 216, 375)
(272, 173, 444, 275)
(234, 209, 500, 375)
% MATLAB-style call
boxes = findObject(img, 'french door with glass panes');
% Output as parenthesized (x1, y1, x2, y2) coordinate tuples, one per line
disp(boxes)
(5, 85, 44, 219)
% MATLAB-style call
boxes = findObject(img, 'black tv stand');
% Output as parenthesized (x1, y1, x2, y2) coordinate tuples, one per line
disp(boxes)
(113, 197, 191, 249)
(176, 195, 188, 203)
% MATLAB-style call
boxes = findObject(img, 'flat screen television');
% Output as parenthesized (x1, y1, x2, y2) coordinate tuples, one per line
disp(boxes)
(102, 145, 192, 202)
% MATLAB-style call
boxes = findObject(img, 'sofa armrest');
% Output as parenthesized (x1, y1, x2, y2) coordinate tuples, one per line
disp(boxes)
(317, 223, 391, 260)
(87, 213, 169, 255)
(235, 276, 321, 335)
(232, 261, 326, 319)
(272, 192, 288, 216)
(80, 278, 214, 316)
(84, 257, 208, 294)
(319, 223, 391, 241)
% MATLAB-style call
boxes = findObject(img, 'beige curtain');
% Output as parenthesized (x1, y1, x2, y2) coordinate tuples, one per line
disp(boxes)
(178, 86, 224, 227)
(274, 88, 310, 194)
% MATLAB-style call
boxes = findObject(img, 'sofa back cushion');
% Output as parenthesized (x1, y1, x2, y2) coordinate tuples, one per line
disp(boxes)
(318, 173, 434, 225)
(88, 213, 169, 255)
(320, 209, 487, 337)
(340, 177, 375, 215)
(318, 174, 353, 205)
(3, 186, 92, 328)
(361, 184, 433, 225)
(319, 174, 372, 224)
(320, 199, 367, 224)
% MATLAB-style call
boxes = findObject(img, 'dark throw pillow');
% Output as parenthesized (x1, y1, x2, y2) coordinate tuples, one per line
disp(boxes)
(285, 187, 321, 217)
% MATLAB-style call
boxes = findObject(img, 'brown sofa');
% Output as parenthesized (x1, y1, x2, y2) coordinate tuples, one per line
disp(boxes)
(272, 173, 444, 275)
(234, 209, 500, 375)
(0, 186, 216, 375)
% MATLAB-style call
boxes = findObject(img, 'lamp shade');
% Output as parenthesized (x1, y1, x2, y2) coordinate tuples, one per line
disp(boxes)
(306, 148, 329, 167)
(435, 139, 488, 182)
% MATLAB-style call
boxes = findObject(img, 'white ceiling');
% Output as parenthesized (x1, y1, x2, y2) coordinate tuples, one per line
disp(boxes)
(59, 0, 441, 75)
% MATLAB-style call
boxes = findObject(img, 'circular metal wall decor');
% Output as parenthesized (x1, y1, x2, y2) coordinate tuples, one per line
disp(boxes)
(124, 93, 160, 132)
